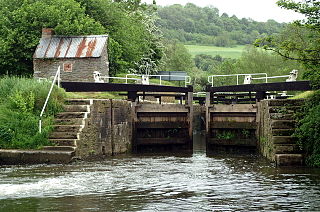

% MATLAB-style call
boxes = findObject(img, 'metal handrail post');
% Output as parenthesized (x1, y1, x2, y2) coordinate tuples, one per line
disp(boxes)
(57, 68, 61, 87)
(39, 66, 60, 133)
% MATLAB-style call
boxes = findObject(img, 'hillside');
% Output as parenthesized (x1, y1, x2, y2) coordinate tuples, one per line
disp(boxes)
(156, 3, 285, 47)
(185, 45, 245, 59)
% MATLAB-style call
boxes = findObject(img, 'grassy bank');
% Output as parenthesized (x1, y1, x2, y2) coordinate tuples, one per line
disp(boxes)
(185, 45, 246, 58)
(0, 77, 66, 149)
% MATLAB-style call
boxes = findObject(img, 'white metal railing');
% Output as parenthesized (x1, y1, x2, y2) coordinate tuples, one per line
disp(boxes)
(208, 73, 268, 87)
(126, 74, 192, 87)
(100, 76, 141, 82)
(39, 66, 61, 133)
(252, 70, 298, 82)
(253, 75, 289, 80)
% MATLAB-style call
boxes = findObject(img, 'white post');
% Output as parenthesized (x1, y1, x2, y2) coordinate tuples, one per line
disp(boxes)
(39, 119, 42, 133)
(57, 67, 60, 87)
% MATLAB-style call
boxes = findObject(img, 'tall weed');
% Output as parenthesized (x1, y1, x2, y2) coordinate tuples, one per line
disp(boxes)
(0, 77, 66, 149)
(294, 90, 320, 167)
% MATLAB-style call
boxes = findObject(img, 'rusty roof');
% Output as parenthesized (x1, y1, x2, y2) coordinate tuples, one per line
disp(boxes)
(33, 35, 108, 59)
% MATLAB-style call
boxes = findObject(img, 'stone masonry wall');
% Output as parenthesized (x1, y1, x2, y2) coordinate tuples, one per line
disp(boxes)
(76, 99, 132, 160)
(33, 45, 109, 82)
(257, 100, 274, 161)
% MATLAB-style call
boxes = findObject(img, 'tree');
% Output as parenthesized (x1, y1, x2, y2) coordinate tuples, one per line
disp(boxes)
(160, 41, 194, 72)
(0, 0, 105, 76)
(271, 0, 320, 167)
(156, 3, 284, 46)
(255, 0, 320, 87)
(76, 0, 163, 75)
(277, 0, 320, 28)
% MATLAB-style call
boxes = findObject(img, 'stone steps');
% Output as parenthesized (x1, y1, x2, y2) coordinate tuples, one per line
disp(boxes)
(49, 139, 76, 146)
(269, 106, 301, 114)
(49, 132, 78, 139)
(271, 120, 295, 129)
(0, 149, 75, 164)
(274, 144, 301, 154)
(54, 118, 84, 125)
(35, 99, 93, 163)
(267, 99, 305, 166)
(268, 99, 304, 107)
(65, 99, 92, 105)
(272, 136, 297, 144)
(269, 113, 294, 120)
(42, 146, 76, 151)
(272, 129, 294, 136)
(275, 154, 304, 166)
(55, 112, 88, 119)
(63, 105, 89, 112)
(53, 125, 83, 132)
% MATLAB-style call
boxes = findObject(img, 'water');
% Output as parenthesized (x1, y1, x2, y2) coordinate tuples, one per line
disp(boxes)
(1, 133, 320, 211)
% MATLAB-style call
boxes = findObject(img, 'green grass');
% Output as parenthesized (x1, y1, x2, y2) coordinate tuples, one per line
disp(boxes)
(0, 77, 66, 149)
(290, 91, 315, 99)
(66, 92, 125, 99)
(185, 45, 246, 58)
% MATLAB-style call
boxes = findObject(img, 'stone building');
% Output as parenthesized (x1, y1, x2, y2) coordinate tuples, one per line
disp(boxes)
(33, 28, 109, 82)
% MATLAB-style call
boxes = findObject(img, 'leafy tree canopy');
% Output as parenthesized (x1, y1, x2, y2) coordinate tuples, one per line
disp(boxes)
(256, 0, 320, 87)
(0, 0, 105, 76)
(156, 3, 285, 47)
(0, 0, 163, 76)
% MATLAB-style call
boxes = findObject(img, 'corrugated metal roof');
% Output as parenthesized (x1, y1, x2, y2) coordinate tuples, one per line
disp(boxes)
(34, 35, 108, 59)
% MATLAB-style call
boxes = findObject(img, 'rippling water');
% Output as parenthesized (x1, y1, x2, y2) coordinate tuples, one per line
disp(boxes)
(1, 133, 320, 211)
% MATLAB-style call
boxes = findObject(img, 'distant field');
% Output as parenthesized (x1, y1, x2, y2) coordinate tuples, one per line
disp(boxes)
(185, 45, 246, 59)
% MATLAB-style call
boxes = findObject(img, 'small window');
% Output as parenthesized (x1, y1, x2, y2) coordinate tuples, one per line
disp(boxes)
(63, 63, 73, 72)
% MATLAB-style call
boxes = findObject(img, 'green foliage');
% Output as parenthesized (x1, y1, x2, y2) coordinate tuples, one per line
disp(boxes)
(0, 77, 66, 149)
(0, 0, 105, 76)
(0, 0, 163, 77)
(202, 45, 302, 87)
(185, 45, 245, 59)
(255, 24, 320, 87)
(256, 1, 320, 88)
(76, 0, 163, 75)
(277, 0, 320, 29)
(216, 131, 235, 140)
(160, 41, 194, 72)
(157, 3, 284, 46)
(294, 91, 320, 167)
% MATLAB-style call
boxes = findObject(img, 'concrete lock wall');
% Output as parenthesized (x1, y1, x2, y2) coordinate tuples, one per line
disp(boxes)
(76, 99, 132, 160)
(257, 101, 274, 160)
(256, 99, 304, 166)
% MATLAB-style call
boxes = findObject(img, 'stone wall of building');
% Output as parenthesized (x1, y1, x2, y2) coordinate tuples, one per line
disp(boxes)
(33, 45, 109, 82)
(76, 99, 133, 160)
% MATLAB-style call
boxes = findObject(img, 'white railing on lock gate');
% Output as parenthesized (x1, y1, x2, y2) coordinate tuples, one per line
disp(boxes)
(207, 73, 268, 87)
(125, 74, 192, 87)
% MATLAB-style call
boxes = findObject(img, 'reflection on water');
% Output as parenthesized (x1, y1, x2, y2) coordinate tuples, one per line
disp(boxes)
(0, 132, 320, 211)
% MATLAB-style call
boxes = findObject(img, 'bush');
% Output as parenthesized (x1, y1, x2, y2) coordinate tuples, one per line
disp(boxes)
(294, 90, 320, 167)
(0, 77, 66, 149)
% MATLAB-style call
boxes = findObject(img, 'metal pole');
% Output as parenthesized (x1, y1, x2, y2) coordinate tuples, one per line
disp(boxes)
(39, 66, 60, 133)
(57, 68, 60, 87)
(39, 119, 42, 133)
